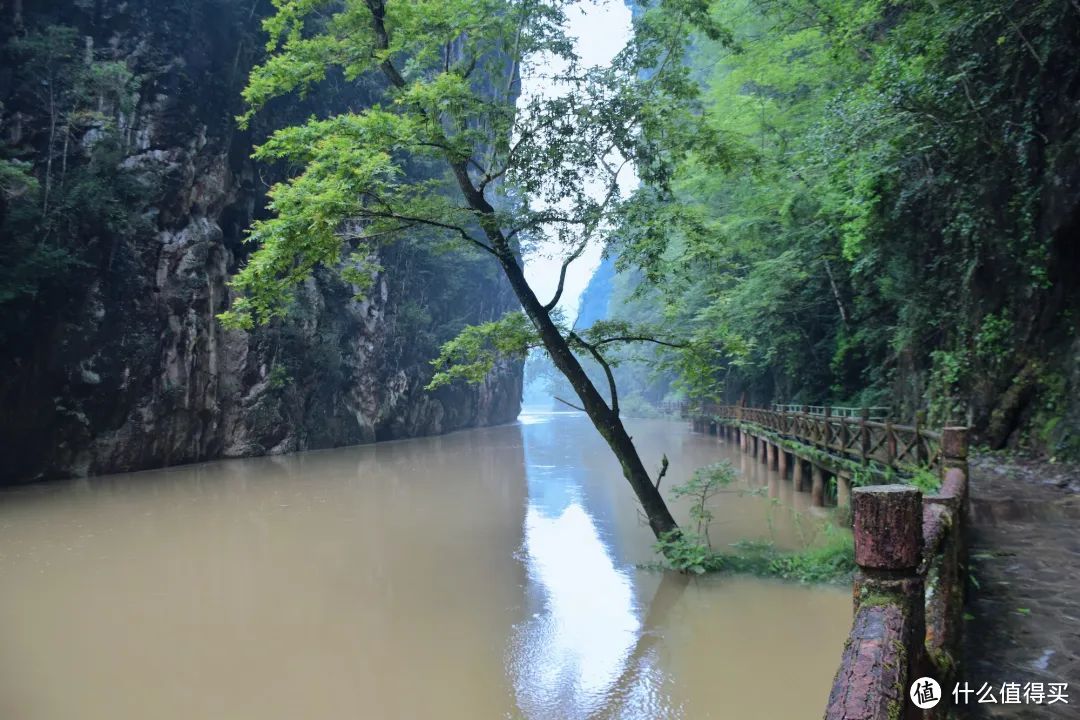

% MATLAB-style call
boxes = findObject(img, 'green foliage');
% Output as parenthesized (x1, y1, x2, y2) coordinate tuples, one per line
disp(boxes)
(909, 466, 943, 495)
(652, 456, 854, 581)
(0, 25, 146, 323)
(761, 530, 856, 584)
(0, 160, 38, 199)
(268, 363, 291, 390)
(669, 460, 735, 546)
(221, 0, 734, 450)
(426, 311, 537, 388)
(653, 530, 715, 575)
(653, 524, 855, 583)
(609, 0, 1078, 447)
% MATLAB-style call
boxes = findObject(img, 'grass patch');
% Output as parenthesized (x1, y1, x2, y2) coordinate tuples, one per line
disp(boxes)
(654, 528, 855, 584)
(652, 457, 856, 584)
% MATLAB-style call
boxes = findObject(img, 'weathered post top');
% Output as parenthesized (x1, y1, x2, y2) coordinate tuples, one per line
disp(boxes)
(941, 426, 969, 464)
(852, 485, 923, 571)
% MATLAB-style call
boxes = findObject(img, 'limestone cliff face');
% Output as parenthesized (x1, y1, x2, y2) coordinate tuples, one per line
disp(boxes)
(0, 0, 521, 483)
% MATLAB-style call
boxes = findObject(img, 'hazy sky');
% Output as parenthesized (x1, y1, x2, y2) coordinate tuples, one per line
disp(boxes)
(520, 0, 636, 323)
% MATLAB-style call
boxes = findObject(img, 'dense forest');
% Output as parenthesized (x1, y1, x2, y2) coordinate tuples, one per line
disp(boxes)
(564, 0, 1079, 459)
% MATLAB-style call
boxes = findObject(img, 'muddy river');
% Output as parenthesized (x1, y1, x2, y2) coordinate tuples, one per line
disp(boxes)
(0, 411, 850, 719)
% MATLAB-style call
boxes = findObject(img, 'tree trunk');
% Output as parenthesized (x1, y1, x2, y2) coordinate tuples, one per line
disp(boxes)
(440, 158, 680, 539)
(493, 240, 680, 540)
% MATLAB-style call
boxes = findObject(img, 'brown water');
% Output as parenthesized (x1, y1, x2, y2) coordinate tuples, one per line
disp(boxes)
(0, 411, 851, 719)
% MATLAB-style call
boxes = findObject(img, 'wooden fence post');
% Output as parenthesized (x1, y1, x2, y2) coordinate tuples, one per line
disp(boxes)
(886, 419, 896, 465)
(915, 410, 927, 466)
(824, 405, 833, 450)
(860, 407, 870, 464)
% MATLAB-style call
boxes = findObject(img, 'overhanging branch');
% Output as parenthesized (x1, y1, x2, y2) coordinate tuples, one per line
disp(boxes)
(592, 335, 687, 349)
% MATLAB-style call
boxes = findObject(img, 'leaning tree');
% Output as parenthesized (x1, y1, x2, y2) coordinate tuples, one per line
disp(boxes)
(222, 0, 725, 541)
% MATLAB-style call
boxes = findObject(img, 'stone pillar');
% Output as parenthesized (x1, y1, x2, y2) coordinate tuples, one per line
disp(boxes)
(853, 485, 924, 599)
(792, 458, 804, 492)
(827, 487, 925, 720)
(941, 427, 969, 478)
(811, 464, 825, 507)
(836, 472, 851, 508)
(777, 449, 788, 477)
(767, 441, 777, 470)
(852, 486, 926, 663)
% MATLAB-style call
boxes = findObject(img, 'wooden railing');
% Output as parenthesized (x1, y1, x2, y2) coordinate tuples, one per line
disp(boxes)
(771, 403, 889, 420)
(671, 402, 945, 474)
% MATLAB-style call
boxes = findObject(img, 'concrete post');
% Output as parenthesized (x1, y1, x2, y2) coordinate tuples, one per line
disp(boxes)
(853, 484, 924, 593)
(837, 472, 851, 508)
(828, 485, 926, 720)
(792, 458, 804, 492)
(811, 464, 826, 507)
(941, 427, 969, 478)
(778, 448, 788, 477)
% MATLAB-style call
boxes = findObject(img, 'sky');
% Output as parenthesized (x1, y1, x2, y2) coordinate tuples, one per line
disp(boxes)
(519, 0, 637, 323)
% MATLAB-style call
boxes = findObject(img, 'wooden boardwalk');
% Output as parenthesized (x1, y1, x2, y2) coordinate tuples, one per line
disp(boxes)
(665, 402, 969, 507)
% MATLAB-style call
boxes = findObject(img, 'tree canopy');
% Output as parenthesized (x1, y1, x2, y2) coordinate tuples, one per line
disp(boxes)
(224, 0, 735, 539)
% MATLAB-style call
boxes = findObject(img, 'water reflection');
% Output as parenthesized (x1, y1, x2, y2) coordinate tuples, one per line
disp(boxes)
(512, 410, 673, 719)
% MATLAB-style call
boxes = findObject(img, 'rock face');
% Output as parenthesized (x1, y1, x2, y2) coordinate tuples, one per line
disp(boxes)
(0, 0, 522, 484)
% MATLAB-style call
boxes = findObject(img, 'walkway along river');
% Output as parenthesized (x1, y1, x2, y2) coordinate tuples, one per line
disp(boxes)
(0, 411, 850, 719)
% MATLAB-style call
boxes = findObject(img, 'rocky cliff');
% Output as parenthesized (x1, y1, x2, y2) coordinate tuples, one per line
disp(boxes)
(0, 0, 522, 484)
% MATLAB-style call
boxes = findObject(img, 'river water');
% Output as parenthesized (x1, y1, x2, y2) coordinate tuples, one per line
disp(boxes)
(0, 411, 850, 719)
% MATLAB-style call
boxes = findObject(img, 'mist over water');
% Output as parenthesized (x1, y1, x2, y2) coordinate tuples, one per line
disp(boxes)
(0, 413, 849, 719)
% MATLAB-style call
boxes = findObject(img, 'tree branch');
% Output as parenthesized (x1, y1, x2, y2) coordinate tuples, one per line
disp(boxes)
(359, 208, 496, 256)
(543, 240, 588, 311)
(570, 331, 619, 416)
(592, 335, 687, 349)
(821, 257, 849, 330)
(553, 395, 585, 412)
(367, 1, 407, 89)
(655, 454, 669, 491)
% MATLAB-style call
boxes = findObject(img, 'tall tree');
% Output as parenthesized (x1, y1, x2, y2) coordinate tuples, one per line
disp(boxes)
(223, 0, 722, 539)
